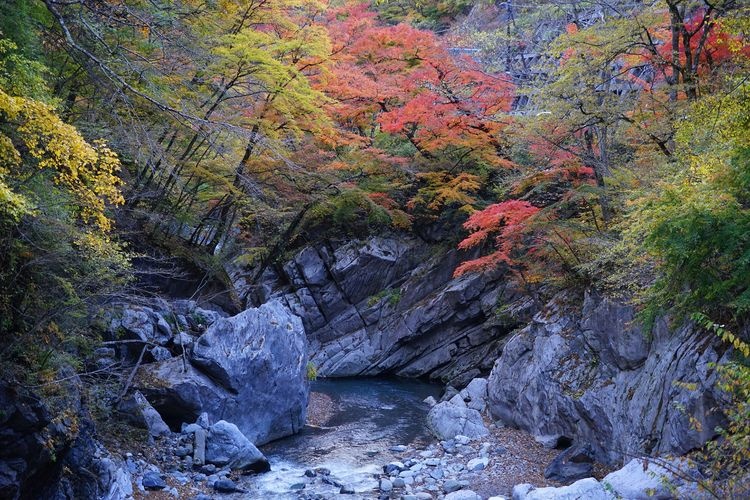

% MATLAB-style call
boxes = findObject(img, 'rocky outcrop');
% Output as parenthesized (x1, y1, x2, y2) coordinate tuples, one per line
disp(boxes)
(488, 291, 727, 465)
(0, 380, 132, 500)
(103, 299, 226, 364)
(246, 236, 526, 386)
(136, 300, 309, 445)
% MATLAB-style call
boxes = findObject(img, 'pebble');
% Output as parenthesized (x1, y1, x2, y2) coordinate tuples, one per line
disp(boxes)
(380, 478, 393, 492)
(391, 445, 408, 452)
(393, 478, 406, 488)
(443, 479, 462, 493)
(340, 485, 355, 494)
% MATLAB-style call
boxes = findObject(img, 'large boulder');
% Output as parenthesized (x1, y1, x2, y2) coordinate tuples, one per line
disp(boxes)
(205, 420, 269, 473)
(138, 300, 309, 445)
(488, 291, 727, 464)
(426, 401, 489, 440)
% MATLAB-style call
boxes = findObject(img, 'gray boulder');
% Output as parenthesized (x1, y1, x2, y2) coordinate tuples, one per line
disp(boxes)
(149, 346, 172, 362)
(543, 444, 594, 482)
(120, 308, 154, 341)
(142, 471, 167, 490)
(513, 457, 704, 500)
(138, 300, 308, 445)
(205, 420, 269, 473)
(190, 300, 308, 444)
(118, 391, 170, 438)
(426, 401, 489, 440)
(459, 378, 488, 412)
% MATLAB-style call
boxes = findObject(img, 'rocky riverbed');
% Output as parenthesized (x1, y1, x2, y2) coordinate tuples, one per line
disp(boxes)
(109, 375, 702, 500)
(109, 384, 567, 500)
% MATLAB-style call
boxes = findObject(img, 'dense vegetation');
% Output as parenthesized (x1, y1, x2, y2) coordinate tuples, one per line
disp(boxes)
(0, 0, 749, 493)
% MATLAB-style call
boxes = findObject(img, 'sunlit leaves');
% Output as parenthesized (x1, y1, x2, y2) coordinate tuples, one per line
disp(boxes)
(0, 89, 123, 231)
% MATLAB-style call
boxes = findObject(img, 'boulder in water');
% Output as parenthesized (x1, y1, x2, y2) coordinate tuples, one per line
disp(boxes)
(205, 420, 269, 473)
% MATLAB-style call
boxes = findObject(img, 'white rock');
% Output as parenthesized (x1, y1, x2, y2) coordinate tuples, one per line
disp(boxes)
(455, 435, 471, 445)
(466, 457, 488, 471)
(603, 458, 687, 499)
(512, 478, 615, 500)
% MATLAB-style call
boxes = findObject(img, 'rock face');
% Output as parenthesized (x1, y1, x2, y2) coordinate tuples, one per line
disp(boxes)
(244, 236, 525, 386)
(488, 291, 727, 465)
(0, 380, 132, 500)
(137, 300, 309, 445)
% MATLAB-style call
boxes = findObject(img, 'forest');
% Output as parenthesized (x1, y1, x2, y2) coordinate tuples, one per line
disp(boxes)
(0, 0, 749, 499)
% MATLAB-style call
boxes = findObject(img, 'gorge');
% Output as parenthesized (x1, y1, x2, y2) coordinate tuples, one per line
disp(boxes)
(1, 0, 748, 498)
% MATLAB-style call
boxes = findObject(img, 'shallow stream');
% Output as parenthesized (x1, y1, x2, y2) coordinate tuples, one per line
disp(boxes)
(240, 377, 442, 498)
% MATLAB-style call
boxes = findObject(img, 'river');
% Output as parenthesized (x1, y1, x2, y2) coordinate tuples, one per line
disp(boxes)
(240, 377, 442, 498)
